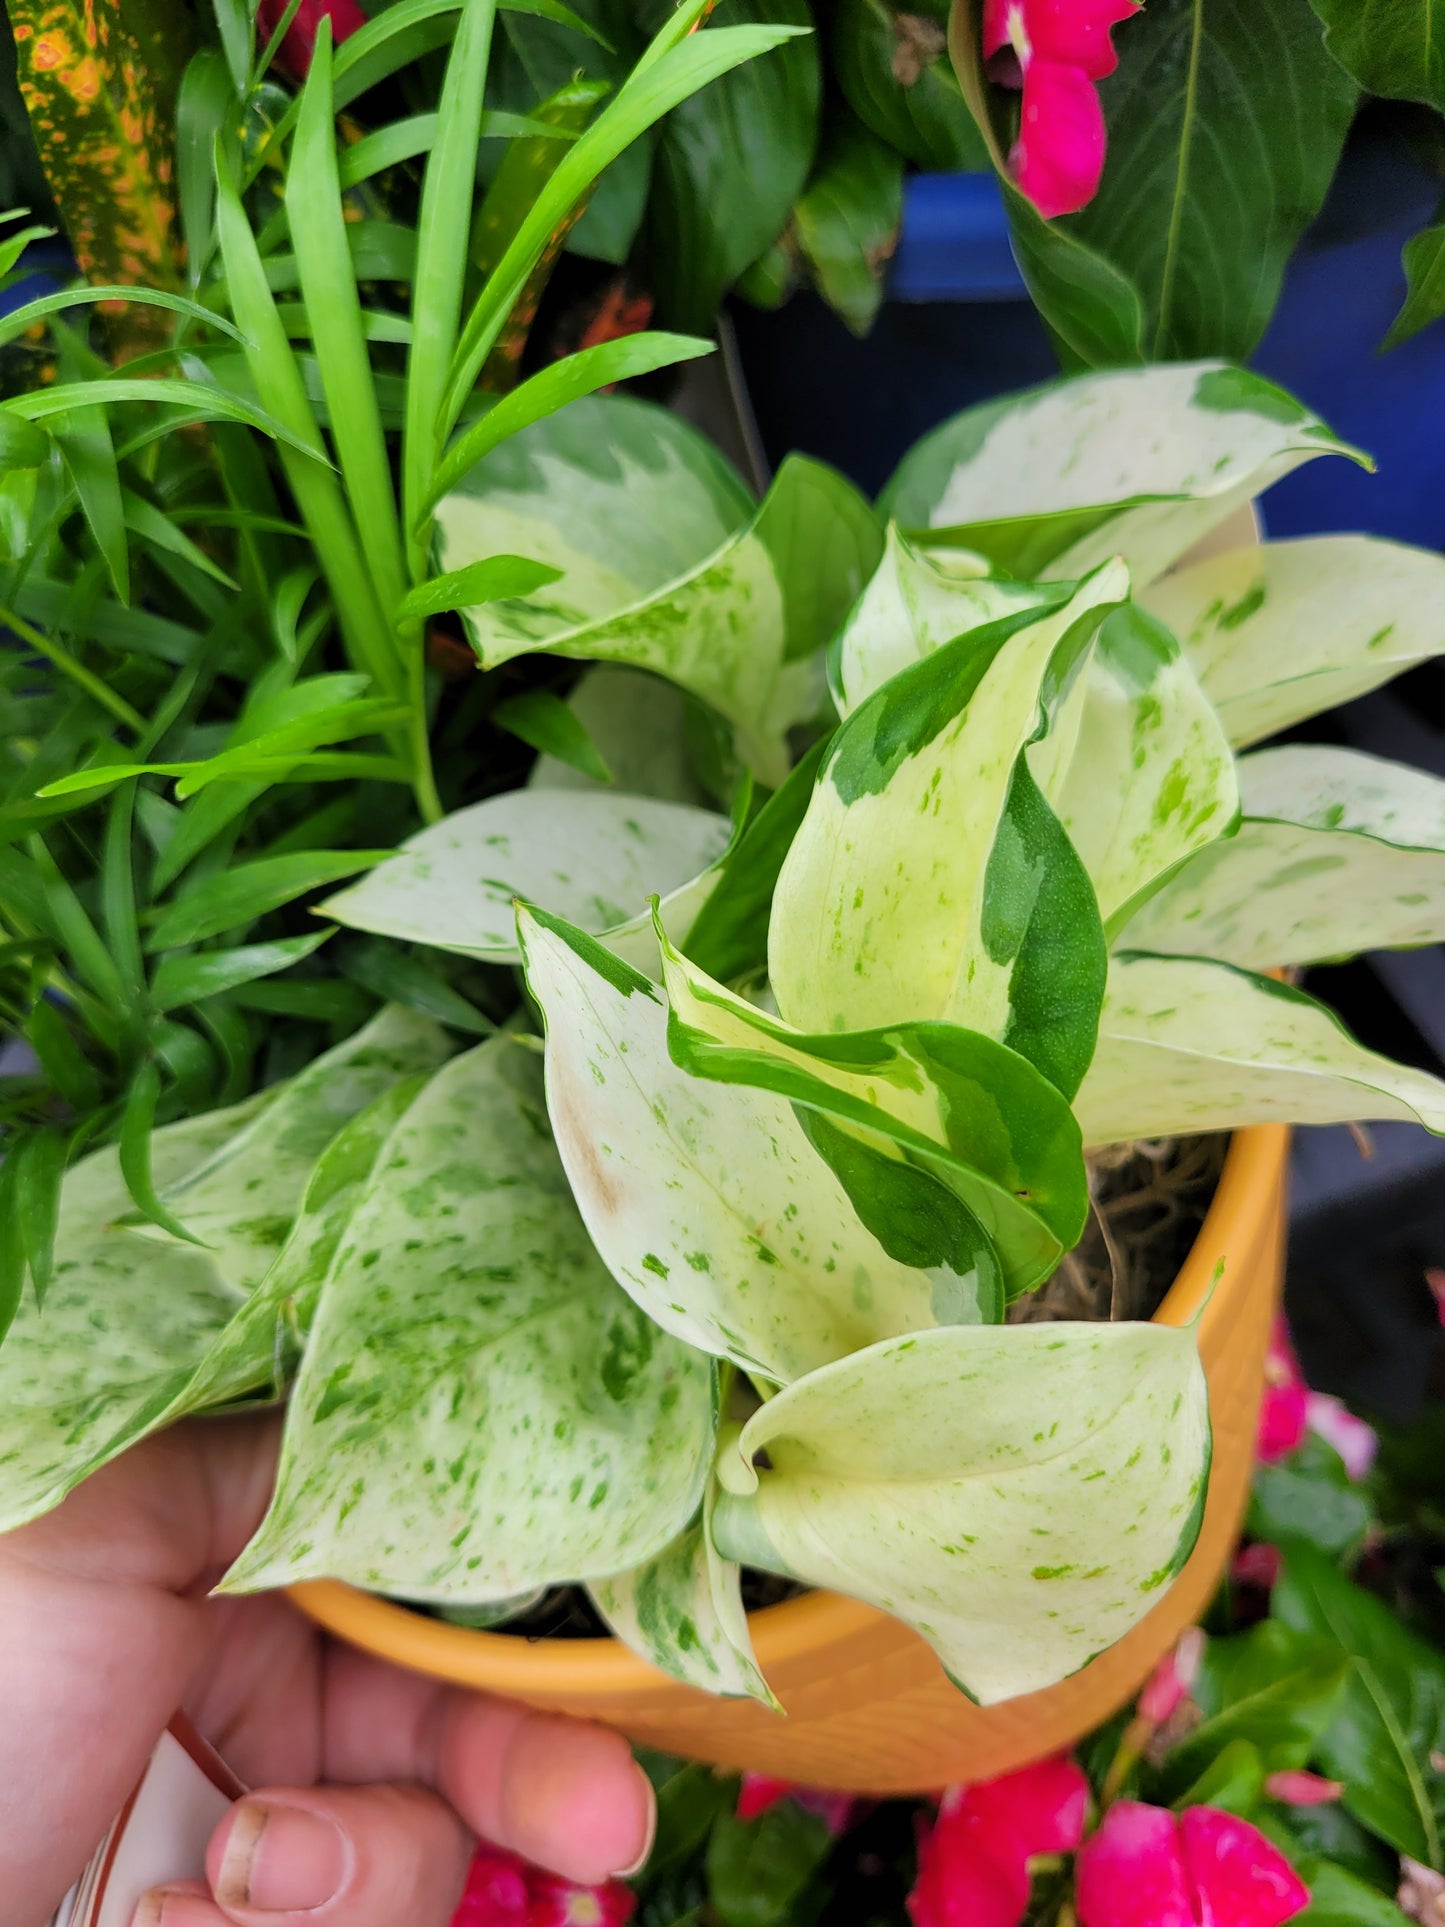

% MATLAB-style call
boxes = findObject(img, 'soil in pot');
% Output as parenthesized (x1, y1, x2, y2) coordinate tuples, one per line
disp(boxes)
(421, 1131, 1229, 1645)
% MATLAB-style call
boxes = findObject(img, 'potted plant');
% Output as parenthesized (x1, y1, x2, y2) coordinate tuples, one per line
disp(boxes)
(9, 328, 1445, 1797)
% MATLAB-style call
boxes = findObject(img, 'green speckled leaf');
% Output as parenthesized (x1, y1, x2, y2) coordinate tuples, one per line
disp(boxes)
(1048, 603, 1238, 929)
(320, 790, 732, 972)
(710, 1318, 1210, 1705)
(591, 1453, 777, 1706)
(1122, 746, 1445, 969)
(1140, 535, 1445, 747)
(769, 563, 1123, 1097)
(132, 1007, 453, 1294)
(829, 522, 1059, 717)
(878, 363, 1365, 589)
(1075, 954, 1445, 1147)
(223, 1036, 715, 1602)
(517, 906, 977, 1383)
(660, 924, 1086, 1301)
(440, 402, 881, 780)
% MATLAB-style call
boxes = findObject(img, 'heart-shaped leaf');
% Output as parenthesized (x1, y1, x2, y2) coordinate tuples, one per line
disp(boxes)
(223, 1035, 715, 1601)
(710, 1318, 1210, 1705)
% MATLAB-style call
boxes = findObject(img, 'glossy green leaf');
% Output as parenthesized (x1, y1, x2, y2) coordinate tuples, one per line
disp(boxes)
(492, 687, 612, 784)
(1123, 745, 1445, 969)
(398, 554, 563, 622)
(792, 104, 903, 338)
(222, 1035, 715, 1601)
(710, 1317, 1210, 1704)
(338, 941, 494, 1038)
(1141, 536, 1445, 748)
(119, 1063, 205, 1245)
(1247, 1434, 1372, 1559)
(878, 363, 1366, 589)
(1307, 0, 1445, 112)
(707, 1798, 834, 1927)
(149, 931, 335, 1011)
(517, 906, 980, 1381)
(1385, 204, 1445, 351)
(147, 848, 391, 950)
(1293, 1859, 1414, 1927)
(0, 410, 50, 469)
(1277, 1539, 1445, 1866)
(836, 0, 986, 172)
(321, 789, 731, 969)
(769, 564, 1123, 1098)
(55, 404, 128, 605)
(830, 523, 1057, 717)
(525, 665, 708, 804)
(1075, 954, 1445, 1147)
(14, 1126, 65, 1305)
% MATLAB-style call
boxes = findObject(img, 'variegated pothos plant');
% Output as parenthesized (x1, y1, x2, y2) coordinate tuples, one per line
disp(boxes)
(9, 360, 1445, 1710)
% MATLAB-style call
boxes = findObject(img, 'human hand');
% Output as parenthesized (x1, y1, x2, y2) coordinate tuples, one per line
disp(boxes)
(0, 1413, 655, 1927)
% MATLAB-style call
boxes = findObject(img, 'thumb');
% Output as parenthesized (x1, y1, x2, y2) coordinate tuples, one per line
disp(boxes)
(198, 1785, 472, 1927)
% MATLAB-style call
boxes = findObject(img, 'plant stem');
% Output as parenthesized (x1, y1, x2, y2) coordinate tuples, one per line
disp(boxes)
(0, 602, 146, 734)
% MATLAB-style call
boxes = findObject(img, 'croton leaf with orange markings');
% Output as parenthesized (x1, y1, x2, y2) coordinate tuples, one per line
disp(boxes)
(10, 0, 188, 341)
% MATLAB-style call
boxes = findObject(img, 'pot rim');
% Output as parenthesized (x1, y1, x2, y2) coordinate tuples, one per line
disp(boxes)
(289, 1121, 1290, 1694)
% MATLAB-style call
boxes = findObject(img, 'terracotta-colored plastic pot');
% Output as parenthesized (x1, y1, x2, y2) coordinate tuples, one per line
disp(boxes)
(290, 1122, 1288, 1794)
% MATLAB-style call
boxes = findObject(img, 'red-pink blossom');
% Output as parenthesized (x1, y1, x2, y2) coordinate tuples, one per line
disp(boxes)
(1138, 1628, 1206, 1727)
(736, 1773, 856, 1835)
(1264, 1770, 1344, 1807)
(257, 0, 367, 81)
(1305, 1392, 1378, 1482)
(982, 0, 1138, 216)
(1231, 1542, 1283, 1593)
(1257, 1317, 1309, 1463)
(451, 1846, 634, 1927)
(907, 1757, 1089, 1927)
(1075, 1802, 1309, 1927)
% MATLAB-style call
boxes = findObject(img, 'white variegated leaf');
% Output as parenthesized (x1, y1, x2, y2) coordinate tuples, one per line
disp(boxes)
(527, 666, 708, 804)
(879, 363, 1365, 589)
(1075, 954, 1445, 1147)
(1141, 536, 1445, 747)
(769, 563, 1125, 1098)
(710, 1319, 1209, 1705)
(831, 523, 1055, 716)
(320, 790, 733, 972)
(517, 906, 974, 1383)
(590, 1453, 777, 1707)
(223, 1036, 715, 1602)
(440, 401, 881, 782)
(1122, 746, 1445, 969)
(1046, 603, 1238, 928)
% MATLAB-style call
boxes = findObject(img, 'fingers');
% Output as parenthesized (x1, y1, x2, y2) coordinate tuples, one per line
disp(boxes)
(141, 1785, 473, 1927)
(318, 1643, 655, 1886)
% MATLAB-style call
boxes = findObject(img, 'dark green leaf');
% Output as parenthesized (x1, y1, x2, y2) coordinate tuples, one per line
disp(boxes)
(14, 1126, 65, 1304)
(55, 408, 129, 606)
(1307, 0, 1445, 111)
(1277, 1539, 1445, 1865)
(147, 850, 391, 951)
(1295, 1857, 1414, 1927)
(1169, 1737, 1265, 1817)
(640, 1762, 738, 1886)
(228, 976, 375, 1023)
(705, 1801, 834, 1927)
(149, 931, 335, 1011)
(1249, 1435, 1373, 1558)
(492, 687, 612, 783)
(0, 410, 50, 469)
(23, 999, 102, 1112)
(792, 103, 903, 337)
(339, 941, 496, 1036)
(1385, 200, 1445, 351)
(0, 1156, 25, 1347)
(836, 0, 987, 170)
(27, 836, 127, 1013)
(118, 1063, 205, 1244)
(399, 554, 562, 621)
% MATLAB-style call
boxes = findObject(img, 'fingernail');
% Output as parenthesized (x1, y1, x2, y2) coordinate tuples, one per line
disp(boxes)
(132, 1894, 217, 1927)
(614, 1768, 658, 1880)
(216, 1801, 349, 1913)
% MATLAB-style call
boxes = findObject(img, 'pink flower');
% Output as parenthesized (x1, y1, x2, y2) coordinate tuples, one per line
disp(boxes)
(982, 0, 1138, 217)
(736, 1773, 856, 1834)
(451, 1846, 634, 1927)
(1265, 1770, 1343, 1807)
(1257, 1317, 1309, 1463)
(908, 1756, 1089, 1927)
(1305, 1392, 1378, 1483)
(1138, 1628, 1206, 1727)
(1075, 1803, 1309, 1927)
(257, 0, 367, 81)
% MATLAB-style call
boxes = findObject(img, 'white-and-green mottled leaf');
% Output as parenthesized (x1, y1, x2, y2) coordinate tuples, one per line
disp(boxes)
(1119, 745, 1445, 970)
(590, 1448, 777, 1707)
(1141, 536, 1445, 747)
(1046, 603, 1238, 929)
(133, 1007, 453, 1294)
(710, 1318, 1210, 1706)
(320, 790, 733, 972)
(223, 1036, 715, 1602)
(659, 923, 1087, 1302)
(769, 564, 1125, 1098)
(441, 409, 881, 781)
(0, 1094, 271, 1533)
(830, 523, 1057, 716)
(517, 906, 993, 1383)
(1075, 954, 1445, 1147)
(878, 363, 1366, 589)
(527, 665, 708, 804)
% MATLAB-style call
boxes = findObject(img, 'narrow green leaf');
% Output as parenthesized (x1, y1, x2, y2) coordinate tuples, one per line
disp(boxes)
(15, 1127, 65, 1305)
(397, 553, 562, 622)
(0, 1158, 25, 1348)
(7, 380, 332, 462)
(55, 406, 129, 605)
(23, 1000, 102, 1112)
(147, 849, 392, 950)
(119, 1064, 206, 1244)
(122, 489, 239, 590)
(0, 285, 247, 351)
(339, 941, 495, 1036)
(492, 687, 611, 784)
(1385, 203, 1445, 350)
(149, 930, 335, 1011)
